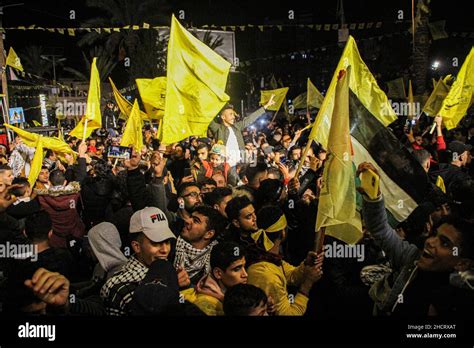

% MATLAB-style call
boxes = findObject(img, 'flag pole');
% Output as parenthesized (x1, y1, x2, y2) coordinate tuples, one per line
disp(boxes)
(82, 118, 88, 140)
(314, 227, 326, 253)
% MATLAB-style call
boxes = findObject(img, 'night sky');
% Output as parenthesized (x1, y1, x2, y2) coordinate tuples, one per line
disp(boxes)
(2, 0, 473, 100)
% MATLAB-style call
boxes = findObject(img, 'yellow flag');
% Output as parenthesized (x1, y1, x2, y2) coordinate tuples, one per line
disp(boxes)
(32, 120, 42, 127)
(438, 47, 474, 130)
(423, 78, 451, 116)
(292, 79, 324, 109)
(162, 15, 231, 144)
(307, 78, 324, 109)
(136, 77, 167, 120)
(120, 100, 144, 152)
(316, 67, 362, 244)
(5, 124, 77, 186)
(6, 47, 24, 71)
(260, 87, 289, 112)
(308, 36, 397, 150)
(436, 175, 446, 194)
(70, 57, 102, 139)
(109, 78, 147, 120)
(386, 77, 406, 100)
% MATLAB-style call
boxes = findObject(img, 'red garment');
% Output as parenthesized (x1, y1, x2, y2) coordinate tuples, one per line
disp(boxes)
(36, 182, 85, 248)
(411, 135, 446, 165)
(201, 160, 230, 181)
(88, 145, 97, 153)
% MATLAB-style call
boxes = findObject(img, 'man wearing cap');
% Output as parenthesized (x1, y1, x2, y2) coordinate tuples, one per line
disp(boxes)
(100, 206, 189, 316)
(433, 140, 472, 191)
(208, 96, 275, 167)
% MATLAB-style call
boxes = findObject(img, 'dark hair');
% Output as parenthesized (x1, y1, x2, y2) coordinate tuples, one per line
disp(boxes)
(93, 159, 112, 178)
(244, 161, 268, 184)
(25, 211, 53, 242)
(49, 169, 66, 186)
(201, 178, 217, 187)
(0, 164, 12, 172)
(225, 196, 252, 222)
(425, 186, 449, 208)
(255, 179, 283, 208)
(210, 241, 246, 270)
(434, 216, 474, 260)
(196, 143, 209, 152)
(203, 187, 233, 206)
(412, 149, 431, 166)
(11, 177, 30, 197)
(45, 149, 55, 159)
(223, 284, 267, 316)
(41, 165, 49, 171)
(177, 181, 200, 198)
(256, 205, 285, 245)
(449, 179, 474, 222)
(192, 205, 226, 240)
(220, 103, 234, 114)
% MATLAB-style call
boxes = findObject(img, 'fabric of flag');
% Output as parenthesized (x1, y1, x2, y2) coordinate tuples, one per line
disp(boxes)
(316, 67, 363, 245)
(438, 47, 474, 130)
(32, 120, 42, 127)
(260, 87, 289, 112)
(423, 77, 451, 116)
(292, 79, 324, 110)
(6, 47, 24, 72)
(70, 57, 102, 139)
(109, 78, 147, 120)
(121, 100, 144, 152)
(386, 77, 406, 100)
(5, 124, 76, 186)
(307, 36, 425, 223)
(308, 36, 398, 150)
(162, 15, 231, 144)
(136, 77, 167, 120)
(436, 175, 446, 193)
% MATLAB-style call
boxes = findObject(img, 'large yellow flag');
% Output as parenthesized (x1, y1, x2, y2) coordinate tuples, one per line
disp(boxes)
(292, 79, 324, 110)
(308, 36, 397, 150)
(109, 78, 147, 120)
(386, 77, 406, 100)
(316, 67, 362, 245)
(162, 15, 231, 144)
(120, 100, 144, 152)
(260, 87, 289, 112)
(5, 124, 77, 186)
(423, 77, 451, 116)
(136, 77, 167, 120)
(6, 47, 24, 71)
(438, 47, 474, 130)
(70, 57, 102, 139)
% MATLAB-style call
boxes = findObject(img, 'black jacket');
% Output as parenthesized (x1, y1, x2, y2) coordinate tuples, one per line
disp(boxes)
(208, 107, 267, 150)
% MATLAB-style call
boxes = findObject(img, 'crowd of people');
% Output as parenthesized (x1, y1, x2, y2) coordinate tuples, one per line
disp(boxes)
(0, 95, 473, 317)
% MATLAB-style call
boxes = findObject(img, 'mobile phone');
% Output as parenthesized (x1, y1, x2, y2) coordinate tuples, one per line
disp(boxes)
(360, 168, 380, 200)
(279, 155, 287, 164)
(183, 168, 192, 177)
(107, 146, 132, 160)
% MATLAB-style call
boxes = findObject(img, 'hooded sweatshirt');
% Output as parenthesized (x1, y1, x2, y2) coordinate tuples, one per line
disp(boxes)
(36, 181, 85, 248)
(88, 222, 128, 279)
(192, 274, 225, 316)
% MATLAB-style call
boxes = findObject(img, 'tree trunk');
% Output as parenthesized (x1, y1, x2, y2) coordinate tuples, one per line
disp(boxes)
(412, 0, 431, 96)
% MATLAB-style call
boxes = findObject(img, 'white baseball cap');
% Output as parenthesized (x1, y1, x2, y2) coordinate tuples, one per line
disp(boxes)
(129, 207, 176, 243)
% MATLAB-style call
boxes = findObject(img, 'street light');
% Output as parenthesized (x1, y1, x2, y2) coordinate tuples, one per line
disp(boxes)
(40, 55, 66, 86)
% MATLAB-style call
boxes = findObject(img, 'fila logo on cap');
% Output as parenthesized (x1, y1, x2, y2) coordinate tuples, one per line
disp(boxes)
(150, 213, 166, 223)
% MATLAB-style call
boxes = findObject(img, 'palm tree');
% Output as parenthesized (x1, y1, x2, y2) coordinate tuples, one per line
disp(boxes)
(412, 0, 431, 96)
(63, 46, 117, 82)
(78, 0, 169, 60)
(19, 46, 53, 78)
